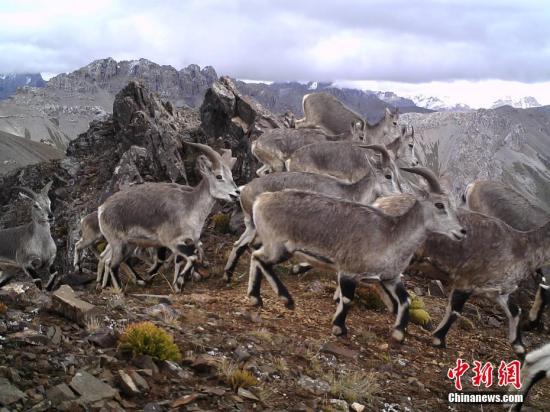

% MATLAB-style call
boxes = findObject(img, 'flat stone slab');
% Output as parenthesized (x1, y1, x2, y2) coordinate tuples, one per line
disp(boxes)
(0, 378, 27, 406)
(70, 370, 118, 404)
(51, 285, 97, 326)
(320, 341, 359, 359)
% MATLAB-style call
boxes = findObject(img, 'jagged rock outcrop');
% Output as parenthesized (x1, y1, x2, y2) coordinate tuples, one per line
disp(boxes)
(0, 58, 217, 146)
(0, 81, 203, 279)
(200, 76, 282, 183)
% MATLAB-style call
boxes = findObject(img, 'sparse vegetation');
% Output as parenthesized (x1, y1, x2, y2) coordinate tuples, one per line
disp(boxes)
(325, 370, 380, 404)
(212, 213, 231, 234)
(408, 292, 432, 327)
(0, 301, 7, 316)
(248, 328, 273, 344)
(85, 315, 101, 332)
(118, 321, 182, 361)
(218, 359, 258, 390)
(355, 285, 387, 311)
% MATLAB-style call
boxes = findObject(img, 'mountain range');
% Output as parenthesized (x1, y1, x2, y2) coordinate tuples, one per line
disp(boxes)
(0, 73, 45, 99)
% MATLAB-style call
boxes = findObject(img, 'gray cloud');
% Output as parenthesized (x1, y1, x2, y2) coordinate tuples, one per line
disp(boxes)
(0, 0, 549, 83)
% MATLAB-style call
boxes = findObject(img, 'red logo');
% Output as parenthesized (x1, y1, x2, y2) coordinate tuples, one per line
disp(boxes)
(447, 359, 521, 390)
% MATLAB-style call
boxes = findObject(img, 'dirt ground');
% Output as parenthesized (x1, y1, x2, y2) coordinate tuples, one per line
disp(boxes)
(1, 227, 549, 411)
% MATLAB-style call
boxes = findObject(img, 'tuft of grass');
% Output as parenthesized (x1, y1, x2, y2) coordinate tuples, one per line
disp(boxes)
(325, 370, 380, 404)
(355, 285, 386, 311)
(248, 328, 273, 344)
(85, 316, 102, 332)
(96, 241, 107, 254)
(118, 321, 182, 361)
(218, 359, 258, 391)
(409, 292, 426, 310)
(272, 356, 289, 374)
(212, 213, 231, 234)
(0, 302, 7, 316)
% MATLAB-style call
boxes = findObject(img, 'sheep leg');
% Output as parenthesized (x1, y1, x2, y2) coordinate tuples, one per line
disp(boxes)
(291, 263, 313, 276)
(146, 247, 170, 279)
(331, 273, 357, 336)
(496, 294, 525, 356)
(247, 257, 264, 307)
(224, 218, 256, 282)
(256, 164, 271, 176)
(528, 283, 550, 329)
(509, 368, 548, 412)
(23, 267, 43, 290)
(378, 282, 399, 314)
(382, 277, 411, 342)
(173, 242, 197, 292)
(432, 289, 471, 348)
(0, 271, 15, 289)
(105, 244, 124, 290)
(44, 260, 59, 292)
(249, 245, 294, 309)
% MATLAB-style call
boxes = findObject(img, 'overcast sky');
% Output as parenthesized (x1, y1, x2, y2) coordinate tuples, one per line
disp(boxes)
(1, 0, 549, 107)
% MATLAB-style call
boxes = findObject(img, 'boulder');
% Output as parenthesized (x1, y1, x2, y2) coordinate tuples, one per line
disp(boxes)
(200, 76, 283, 183)
(69, 370, 118, 404)
(0, 378, 27, 406)
(51, 285, 97, 326)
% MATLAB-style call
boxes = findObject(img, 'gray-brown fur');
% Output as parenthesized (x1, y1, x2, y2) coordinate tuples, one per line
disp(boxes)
(248, 167, 464, 341)
(296, 93, 401, 144)
(0, 182, 57, 290)
(251, 126, 360, 176)
(224, 154, 400, 280)
(98, 142, 239, 291)
(464, 180, 549, 231)
(386, 125, 419, 167)
(288, 141, 400, 185)
(375, 192, 550, 355)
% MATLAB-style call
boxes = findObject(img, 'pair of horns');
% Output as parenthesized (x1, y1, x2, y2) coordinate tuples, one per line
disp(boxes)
(184, 141, 235, 169)
(358, 144, 391, 167)
(401, 167, 443, 194)
(14, 181, 53, 199)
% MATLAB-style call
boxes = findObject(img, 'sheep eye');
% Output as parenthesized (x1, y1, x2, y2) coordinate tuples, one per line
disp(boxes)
(408, 144, 414, 148)
(385, 174, 392, 180)
(435, 202, 445, 209)
(216, 175, 223, 180)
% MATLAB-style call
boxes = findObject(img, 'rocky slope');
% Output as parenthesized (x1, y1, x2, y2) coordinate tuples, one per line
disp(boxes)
(0, 58, 217, 146)
(0, 73, 45, 99)
(0, 80, 549, 411)
(0, 130, 63, 175)
(403, 105, 550, 206)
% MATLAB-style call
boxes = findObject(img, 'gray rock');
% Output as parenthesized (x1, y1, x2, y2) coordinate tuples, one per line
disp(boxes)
(329, 399, 349, 411)
(87, 328, 118, 348)
(144, 402, 163, 412)
(133, 355, 159, 375)
(0, 377, 27, 406)
(129, 370, 149, 392)
(47, 325, 62, 345)
(51, 285, 97, 326)
(117, 370, 140, 397)
(69, 370, 118, 404)
(46, 383, 77, 404)
(297, 375, 330, 396)
(233, 346, 251, 363)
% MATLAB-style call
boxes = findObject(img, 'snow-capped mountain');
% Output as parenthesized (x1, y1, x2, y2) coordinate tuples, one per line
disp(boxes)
(411, 95, 472, 112)
(372, 91, 418, 109)
(491, 96, 541, 109)
(0, 73, 45, 99)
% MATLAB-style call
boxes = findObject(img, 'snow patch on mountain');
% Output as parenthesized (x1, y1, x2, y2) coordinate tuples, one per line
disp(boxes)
(491, 96, 541, 109)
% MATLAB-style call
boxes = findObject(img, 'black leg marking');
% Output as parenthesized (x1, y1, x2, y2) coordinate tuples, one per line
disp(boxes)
(432, 289, 471, 348)
(291, 263, 313, 276)
(25, 267, 43, 290)
(528, 284, 549, 329)
(332, 274, 357, 336)
(380, 282, 398, 315)
(394, 282, 410, 336)
(247, 262, 263, 307)
(0, 271, 16, 289)
(224, 243, 247, 282)
(262, 262, 294, 309)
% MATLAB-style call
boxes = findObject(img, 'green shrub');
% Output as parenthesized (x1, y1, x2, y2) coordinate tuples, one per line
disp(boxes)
(118, 321, 182, 361)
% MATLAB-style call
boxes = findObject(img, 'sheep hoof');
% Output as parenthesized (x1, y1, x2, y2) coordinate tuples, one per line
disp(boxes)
(513, 343, 526, 357)
(249, 296, 263, 307)
(432, 336, 446, 348)
(282, 296, 295, 310)
(332, 325, 347, 336)
(391, 329, 405, 343)
(223, 271, 232, 283)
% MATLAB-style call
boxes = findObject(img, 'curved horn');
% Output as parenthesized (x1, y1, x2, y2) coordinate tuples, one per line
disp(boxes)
(184, 141, 221, 169)
(359, 144, 390, 167)
(400, 166, 443, 194)
(13, 186, 38, 199)
(41, 180, 53, 195)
